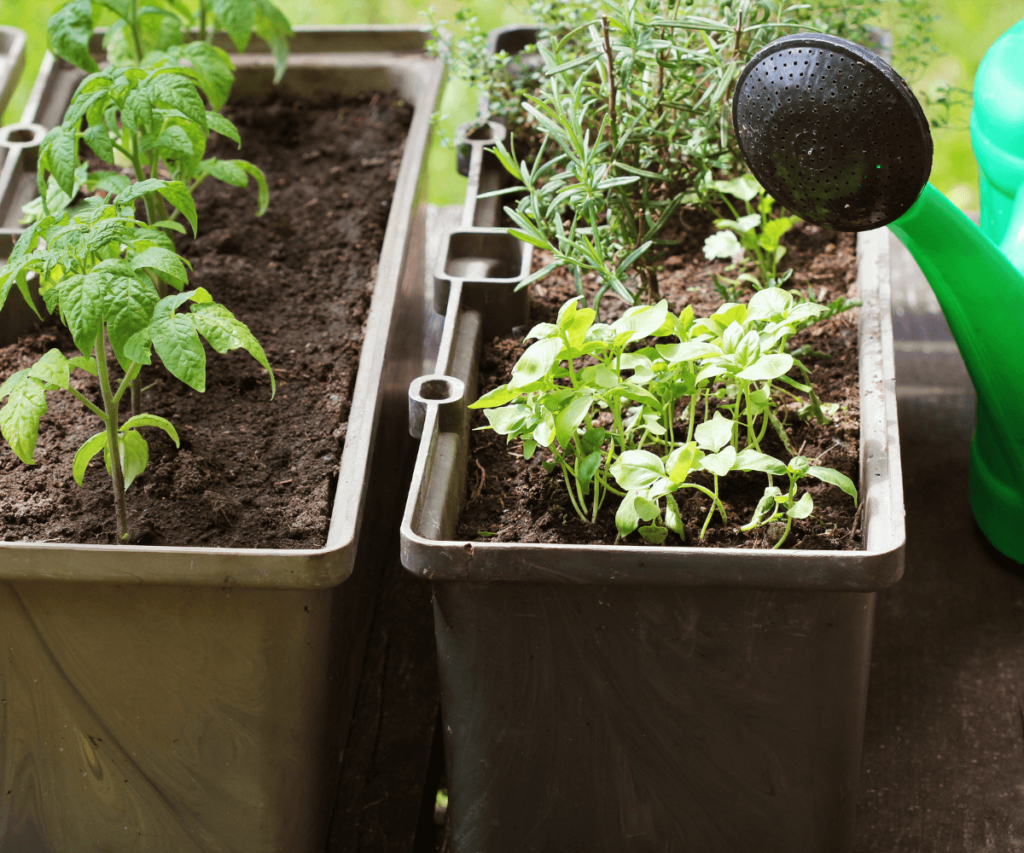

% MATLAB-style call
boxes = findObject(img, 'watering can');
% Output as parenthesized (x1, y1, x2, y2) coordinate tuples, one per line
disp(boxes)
(731, 26, 1024, 563)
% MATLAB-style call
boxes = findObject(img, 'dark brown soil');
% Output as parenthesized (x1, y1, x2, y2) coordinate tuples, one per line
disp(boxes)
(0, 91, 412, 547)
(456, 222, 863, 550)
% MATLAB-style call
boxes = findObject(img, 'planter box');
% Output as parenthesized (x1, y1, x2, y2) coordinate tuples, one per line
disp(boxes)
(0, 28, 441, 853)
(400, 112, 906, 851)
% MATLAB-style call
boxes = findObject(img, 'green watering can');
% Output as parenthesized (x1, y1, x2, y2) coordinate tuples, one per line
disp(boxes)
(732, 25, 1024, 563)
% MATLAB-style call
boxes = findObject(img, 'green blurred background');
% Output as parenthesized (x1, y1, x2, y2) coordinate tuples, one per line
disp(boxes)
(2, 0, 1022, 208)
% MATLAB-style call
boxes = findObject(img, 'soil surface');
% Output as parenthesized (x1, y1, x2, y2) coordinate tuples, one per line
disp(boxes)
(457, 221, 864, 550)
(0, 91, 412, 547)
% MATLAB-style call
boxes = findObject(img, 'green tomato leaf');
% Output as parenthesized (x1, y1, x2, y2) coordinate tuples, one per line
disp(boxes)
(808, 465, 858, 505)
(121, 413, 181, 447)
(131, 246, 190, 290)
(184, 42, 236, 111)
(147, 70, 208, 131)
(47, 0, 100, 73)
(205, 157, 249, 187)
(73, 430, 108, 485)
(235, 160, 269, 216)
(0, 375, 47, 464)
(68, 355, 98, 376)
(253, 0, 293, 84)
(100, 272, 161, 366)
(205, 110, 242, 147)
(28, 349, 70, 391)
(57, 274, 105, 354)
(39, 125, 80, 199)
(211, 0, 257, 51)
(148, 291, 207, 391)
(191, 302, 275, 398)
(82, 125, 116, 164)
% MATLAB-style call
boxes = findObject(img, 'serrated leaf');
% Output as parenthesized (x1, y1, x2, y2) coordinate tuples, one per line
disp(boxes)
(82, 125, 115, 164)
(40, 126, 80, 199)
(808, 465, 858, 505)
(207, 158, 249, 187)
(57, 274, 105, 354)
(28, 349, 70, 391)
(206, 111, 241, 147)
(131, 246, 190, 289)
(235, 160, 269, 216)
(47, 0, 100, 73)
(148, 70, 208, 130)
(151, 125, 195, 161)
(254, 0, 293, 84)
(211, 0, 257, 51)
(0, 376, 47, 464)
(105, 429, 149, 490)
(191, 302, 275, 397)
(0, 369, 30, 401)
(101, 272, 161, 365)
(158, 182, 198, 236)
(184, 43, 236, 111)
(121, 414, 181, 447)
(73, 431, 108, 485)
(69, 355, 98, 376)
(149, 293, 207, 391)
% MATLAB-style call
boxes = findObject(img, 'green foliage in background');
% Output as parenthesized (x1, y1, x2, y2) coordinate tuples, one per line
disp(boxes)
(3, 0, 1024, 208)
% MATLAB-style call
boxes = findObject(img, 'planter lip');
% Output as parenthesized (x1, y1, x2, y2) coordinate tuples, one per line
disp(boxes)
(0, 26, 27, 120)
(0, 30, 443, 589)
(401, 124, 905, 590)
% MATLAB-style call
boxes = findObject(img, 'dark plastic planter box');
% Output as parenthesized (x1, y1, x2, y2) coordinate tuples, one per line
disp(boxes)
(400, 101, 906, 852)
(0, 27, 440, 853)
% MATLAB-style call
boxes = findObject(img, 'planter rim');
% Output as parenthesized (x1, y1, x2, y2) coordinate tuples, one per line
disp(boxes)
(0, 30, 442, 588)
(401, 128, 905, 590)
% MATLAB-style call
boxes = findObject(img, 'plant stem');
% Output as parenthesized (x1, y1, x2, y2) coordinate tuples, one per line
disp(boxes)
(129, 0, 144, 63)
(601, 15, 618, 152)
(95, 331, 130, 542)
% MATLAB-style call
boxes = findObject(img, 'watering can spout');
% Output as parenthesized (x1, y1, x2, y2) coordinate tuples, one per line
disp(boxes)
(889, 184, 1024, 561)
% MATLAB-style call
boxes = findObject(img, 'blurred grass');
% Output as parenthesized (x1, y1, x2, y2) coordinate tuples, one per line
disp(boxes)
(2, 1, 1023, 208)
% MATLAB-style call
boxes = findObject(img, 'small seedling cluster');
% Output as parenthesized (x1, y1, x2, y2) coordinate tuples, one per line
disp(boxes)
(472, 291, 856, 547)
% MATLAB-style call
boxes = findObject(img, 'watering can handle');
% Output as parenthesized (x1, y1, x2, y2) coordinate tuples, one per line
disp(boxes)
(1000, 184, 1024, 274)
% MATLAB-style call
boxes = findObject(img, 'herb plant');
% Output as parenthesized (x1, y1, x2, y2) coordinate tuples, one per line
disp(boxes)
(471, 291, 855, 547)
(0, 197, 273, 543)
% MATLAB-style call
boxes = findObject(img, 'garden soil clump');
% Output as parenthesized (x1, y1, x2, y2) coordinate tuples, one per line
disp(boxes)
(457, 223, 864, 550)
(0, 91, 412, 547)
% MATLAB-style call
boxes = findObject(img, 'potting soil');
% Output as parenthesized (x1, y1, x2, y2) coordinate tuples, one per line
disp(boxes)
(458, 222, 864, 550)
(0, 92, 412, 547)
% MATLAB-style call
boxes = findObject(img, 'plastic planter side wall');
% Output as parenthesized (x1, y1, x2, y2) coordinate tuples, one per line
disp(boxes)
(400, 120, 905, 851)
(0, 29, 441, 853)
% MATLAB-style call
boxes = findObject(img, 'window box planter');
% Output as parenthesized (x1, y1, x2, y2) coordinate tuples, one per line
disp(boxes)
(400, 92, 906, 852)
(0, 27, 440, 853)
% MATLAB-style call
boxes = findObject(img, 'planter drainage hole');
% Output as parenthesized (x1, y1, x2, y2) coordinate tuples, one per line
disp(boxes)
(0, 123, 46, 149)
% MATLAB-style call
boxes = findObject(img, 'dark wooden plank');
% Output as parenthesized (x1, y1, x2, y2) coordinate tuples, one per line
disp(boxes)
(851, 236, 1024, 851)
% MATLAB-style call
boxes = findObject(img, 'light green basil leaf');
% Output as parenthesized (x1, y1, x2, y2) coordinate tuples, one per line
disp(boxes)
(787, 491, 814, 519)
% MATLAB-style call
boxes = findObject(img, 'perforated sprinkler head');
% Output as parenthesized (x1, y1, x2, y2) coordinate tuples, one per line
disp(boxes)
(733, 33, 932, 232)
